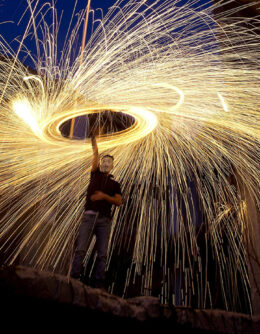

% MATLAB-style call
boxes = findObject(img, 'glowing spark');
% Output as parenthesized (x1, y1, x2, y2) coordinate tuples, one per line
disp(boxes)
(218, 92, 228, 112)
(12, 99, 41, 136)
(150, 84, 184, 113)
(23, 76, 45, 98)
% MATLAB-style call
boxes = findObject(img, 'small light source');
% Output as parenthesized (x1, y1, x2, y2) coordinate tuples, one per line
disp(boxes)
(13, 99, 41, 135)
(217, 92, 228, 112)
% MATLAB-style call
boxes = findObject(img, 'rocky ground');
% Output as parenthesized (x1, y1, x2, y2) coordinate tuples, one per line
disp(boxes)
(0, 265, 259, 332)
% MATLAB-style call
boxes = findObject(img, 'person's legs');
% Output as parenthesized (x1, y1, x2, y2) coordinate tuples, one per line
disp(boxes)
(70, 212, 98, 279)
(93, 215, 111, 288)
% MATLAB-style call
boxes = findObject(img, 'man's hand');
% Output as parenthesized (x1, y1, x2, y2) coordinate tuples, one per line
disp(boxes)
(90, 191, 123, 206)
(90, 191, 105, 201)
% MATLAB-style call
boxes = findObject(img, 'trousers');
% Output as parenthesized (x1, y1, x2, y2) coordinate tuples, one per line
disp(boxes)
(70, 211, 111, 285)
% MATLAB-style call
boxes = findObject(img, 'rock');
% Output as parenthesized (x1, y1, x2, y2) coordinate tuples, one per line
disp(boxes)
(0, 265, 259, 333)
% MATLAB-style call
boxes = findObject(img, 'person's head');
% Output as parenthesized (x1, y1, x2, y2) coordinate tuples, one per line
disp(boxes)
(100, 154, 114, 174)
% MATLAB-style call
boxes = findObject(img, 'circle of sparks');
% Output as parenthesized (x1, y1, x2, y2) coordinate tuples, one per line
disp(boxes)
(42, 106, 158, 146)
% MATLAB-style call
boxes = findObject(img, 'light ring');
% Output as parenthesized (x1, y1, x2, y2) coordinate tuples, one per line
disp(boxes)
(40, 105, 158, 148)
(148, 83, 184, 114)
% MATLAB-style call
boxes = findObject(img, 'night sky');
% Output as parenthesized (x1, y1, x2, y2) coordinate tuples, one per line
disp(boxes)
(0, 0, 114, 64)
(0, 0, 213, 67)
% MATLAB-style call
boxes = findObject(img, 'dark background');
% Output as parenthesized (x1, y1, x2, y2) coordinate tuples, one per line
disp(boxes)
(0, 0, 213, 67)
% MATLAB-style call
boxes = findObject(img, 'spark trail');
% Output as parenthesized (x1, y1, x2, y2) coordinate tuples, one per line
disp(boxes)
(0, 0, 259, 312)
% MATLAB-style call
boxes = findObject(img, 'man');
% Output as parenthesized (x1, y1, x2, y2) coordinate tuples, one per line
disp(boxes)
(70, 136, 122, 289)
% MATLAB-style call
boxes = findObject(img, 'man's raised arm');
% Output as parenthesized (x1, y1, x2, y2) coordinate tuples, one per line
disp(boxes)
(91, 136, 99, 171)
